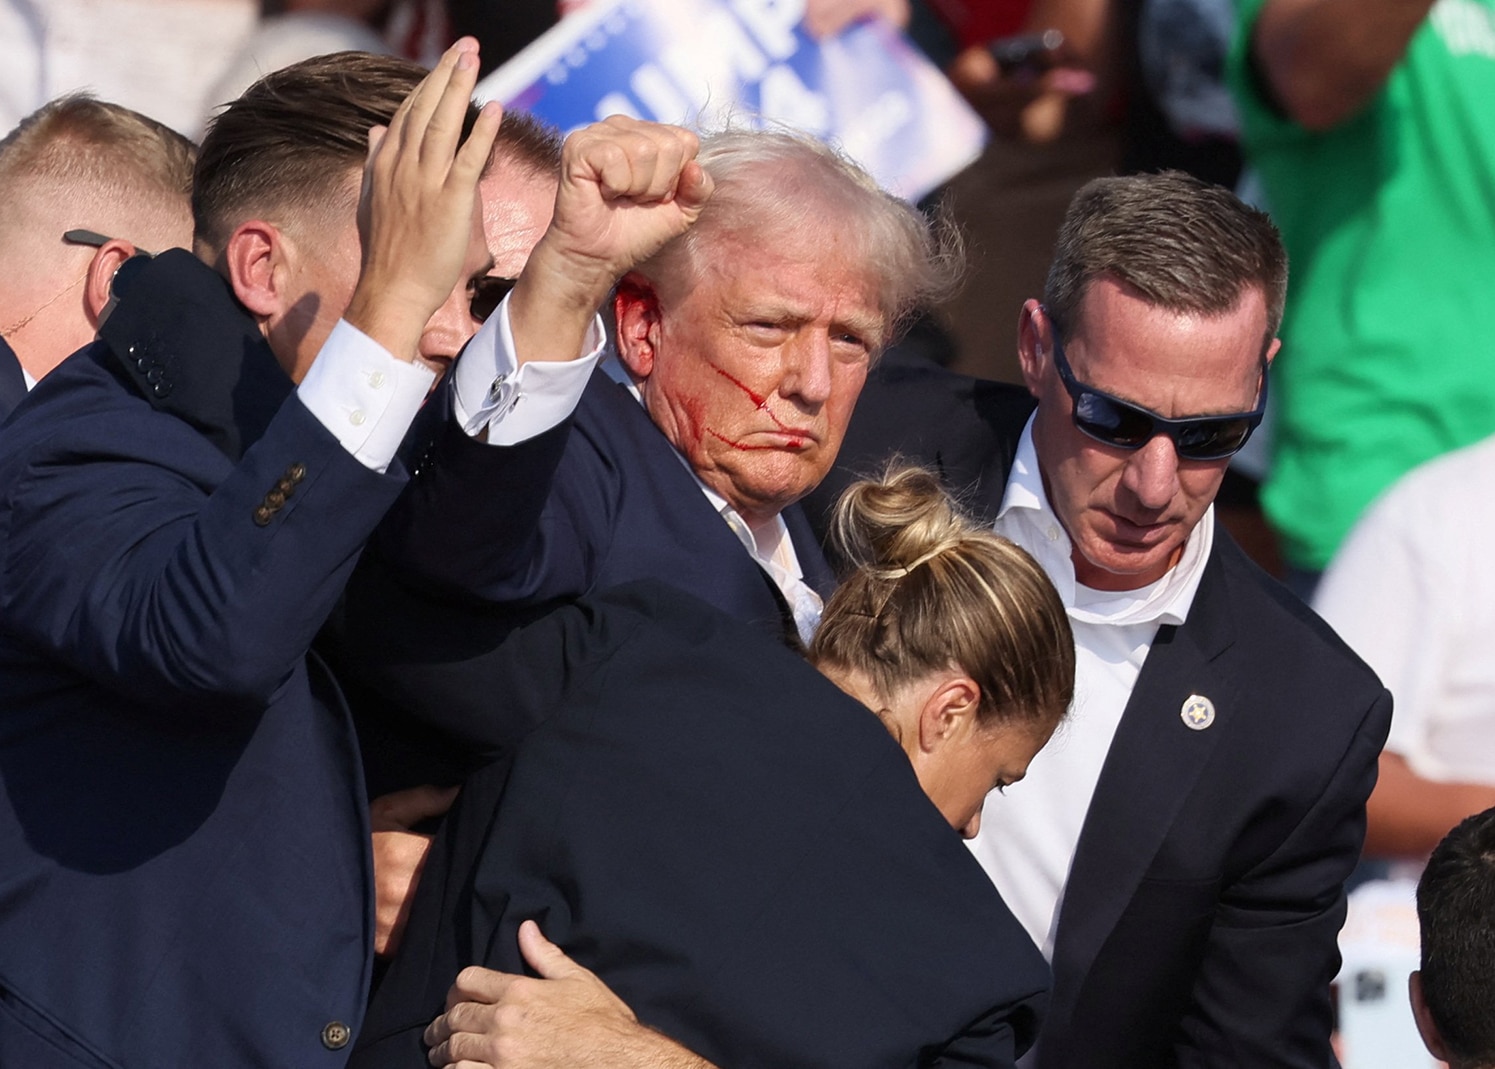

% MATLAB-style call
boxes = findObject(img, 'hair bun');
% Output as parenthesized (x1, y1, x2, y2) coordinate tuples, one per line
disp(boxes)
(830, 465, 971, 576)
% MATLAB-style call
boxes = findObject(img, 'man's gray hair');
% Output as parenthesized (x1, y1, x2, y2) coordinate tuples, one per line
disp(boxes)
(635, 128, 962, 345)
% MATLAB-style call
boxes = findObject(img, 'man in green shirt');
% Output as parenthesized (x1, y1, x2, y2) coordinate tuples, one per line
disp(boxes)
(1227, 0, 1495, 584)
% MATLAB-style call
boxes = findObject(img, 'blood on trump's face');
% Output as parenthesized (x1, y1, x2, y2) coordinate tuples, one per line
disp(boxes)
(614, 229, 882, 529)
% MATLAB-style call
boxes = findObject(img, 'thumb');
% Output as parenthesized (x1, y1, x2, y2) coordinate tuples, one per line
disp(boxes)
(674, 161, 714, 219)
(517, 919, 582, 980)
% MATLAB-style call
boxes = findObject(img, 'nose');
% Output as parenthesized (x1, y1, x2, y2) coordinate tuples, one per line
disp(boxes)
(959, 809, 982, 840)
(1119, 433, 1182, 512)
(779, 333, 834, 407)
(418, 283, 481, 370)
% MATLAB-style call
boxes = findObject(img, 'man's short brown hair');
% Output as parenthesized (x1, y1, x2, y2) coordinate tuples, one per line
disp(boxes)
(192, 52, 429, 252)
(1044, 171, 1288, 351)
(193, 52, 563, 255)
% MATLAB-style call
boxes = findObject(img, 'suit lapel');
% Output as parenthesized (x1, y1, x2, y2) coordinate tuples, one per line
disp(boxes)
(0, 337, 27, 421)
(1046, 542, 1240, 1034)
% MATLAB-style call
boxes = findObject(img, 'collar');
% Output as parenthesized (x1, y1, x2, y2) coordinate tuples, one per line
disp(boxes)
(98, 248, 294, 463)
(996, 416, 1213, 627)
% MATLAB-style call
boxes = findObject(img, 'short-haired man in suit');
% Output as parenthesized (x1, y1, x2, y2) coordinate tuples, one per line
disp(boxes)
(423, 171, 1392, 1069)
(0, 41, 708, 1067)
(0, 94, 195, 416)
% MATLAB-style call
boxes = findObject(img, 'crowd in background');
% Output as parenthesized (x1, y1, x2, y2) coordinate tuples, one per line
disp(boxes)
(1, 1, 1493, 1068)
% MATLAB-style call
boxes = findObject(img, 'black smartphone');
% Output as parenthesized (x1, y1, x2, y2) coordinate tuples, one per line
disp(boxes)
(986, 29, 1065, 76)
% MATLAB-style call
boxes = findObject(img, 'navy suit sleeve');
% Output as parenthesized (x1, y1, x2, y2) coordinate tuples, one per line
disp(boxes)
(1174, 686, 1392, 1068)
(373, 382, 614, 605)
(335, 566, 637, 756)
(0, 396, 405, 711)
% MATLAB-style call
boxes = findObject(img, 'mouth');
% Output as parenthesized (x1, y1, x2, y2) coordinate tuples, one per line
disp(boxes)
(1101, 510, 1176, 546)
(707, 428, 819, 451)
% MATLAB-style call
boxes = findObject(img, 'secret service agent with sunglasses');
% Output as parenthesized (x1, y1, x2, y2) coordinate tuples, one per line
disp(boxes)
(811, 171, 1390, 1069)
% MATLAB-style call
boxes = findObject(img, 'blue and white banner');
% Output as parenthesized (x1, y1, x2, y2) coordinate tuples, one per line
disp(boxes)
(475, 0, 987, 202)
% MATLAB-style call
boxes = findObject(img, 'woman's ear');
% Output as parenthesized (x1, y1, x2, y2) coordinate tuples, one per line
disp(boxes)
(84, 240, 143, 326)
(915, 673, 983, 754)
(614, 272, 662, 380)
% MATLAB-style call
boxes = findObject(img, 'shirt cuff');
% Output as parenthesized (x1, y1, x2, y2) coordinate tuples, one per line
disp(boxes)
(296, 319, 437, 473)
(452, 294, 605, 446)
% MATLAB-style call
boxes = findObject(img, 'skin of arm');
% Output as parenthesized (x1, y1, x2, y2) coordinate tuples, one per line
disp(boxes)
(1249, 0, 1439, 131)
(424, 921, 719, 1069)
(1364, 751, 1495, 859)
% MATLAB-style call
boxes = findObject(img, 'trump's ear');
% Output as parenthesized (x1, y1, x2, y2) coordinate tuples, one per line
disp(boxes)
(614, 273, 661, 380)
(221, 220, 293, 320)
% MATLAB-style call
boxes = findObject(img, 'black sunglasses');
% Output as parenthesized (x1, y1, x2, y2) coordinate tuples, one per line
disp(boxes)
(1046, 319, 1267, 461)
(468, 275, 516, 323)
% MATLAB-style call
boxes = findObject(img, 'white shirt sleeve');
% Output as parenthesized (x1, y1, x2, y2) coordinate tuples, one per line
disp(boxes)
(1313, 483, 1440, 761)
(295, 319, 436, 473)
(451, 294, 605, 446)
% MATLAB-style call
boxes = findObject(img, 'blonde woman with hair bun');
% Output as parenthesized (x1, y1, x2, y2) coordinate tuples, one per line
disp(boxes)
(343, 467, 1073, 1069)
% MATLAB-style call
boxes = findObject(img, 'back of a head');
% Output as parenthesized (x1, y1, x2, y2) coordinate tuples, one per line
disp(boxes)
(811, 467, 1074, 728)
(1417, 807, 1495, 1069)
(0, 94, 195, 261)
(1044, 171, 1287, 346)
(636, 128, 963, 345)
(192, 50, 432, 254)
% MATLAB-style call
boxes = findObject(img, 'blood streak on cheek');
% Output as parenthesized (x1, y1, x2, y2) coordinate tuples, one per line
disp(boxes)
(675, 390, 708, 452)
(711, 366, 793, 434)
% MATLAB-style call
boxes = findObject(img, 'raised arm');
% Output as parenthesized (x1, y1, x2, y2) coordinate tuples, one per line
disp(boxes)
(1248, 0, 1438, 130)
(0, 40, 499, 711)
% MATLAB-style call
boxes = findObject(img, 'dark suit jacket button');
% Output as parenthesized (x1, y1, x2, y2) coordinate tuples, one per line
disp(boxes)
(321, 1021, 351, 1050)
(150, 381, 172, 398)
(265, 489, 286, 509)
(253, 505, 274, 527)
(286, 463, 307, 484)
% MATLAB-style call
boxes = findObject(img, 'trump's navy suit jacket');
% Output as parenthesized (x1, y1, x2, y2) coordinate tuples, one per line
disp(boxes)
(339, 580, 1050, 1069)
(0, 337, 26, 421)
(343, 367, 835, 794)
(818, 358, 1392, 1069)
(0, 252, 418, 1067)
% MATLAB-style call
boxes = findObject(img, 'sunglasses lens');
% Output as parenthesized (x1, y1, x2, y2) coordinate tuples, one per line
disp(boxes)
(1074, 392, 1156, 447)
(1175, 418, 1254, 460)
(469, 276, 516, 322)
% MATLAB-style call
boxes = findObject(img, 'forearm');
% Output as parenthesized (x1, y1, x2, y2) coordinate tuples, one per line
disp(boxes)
(1251, 0, 1437, 130)
(1364, 751, 1495, 859)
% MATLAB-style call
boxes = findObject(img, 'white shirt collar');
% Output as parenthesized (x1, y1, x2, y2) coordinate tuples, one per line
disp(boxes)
(602, 354, 821, 639)
(996, 416, 1213, 628)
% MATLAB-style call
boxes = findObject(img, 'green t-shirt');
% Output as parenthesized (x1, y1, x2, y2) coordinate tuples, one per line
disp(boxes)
(1228, 0, 1495, 569)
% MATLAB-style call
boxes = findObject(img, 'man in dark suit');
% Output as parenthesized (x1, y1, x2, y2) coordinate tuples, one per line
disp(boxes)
(0, 94, 194, 411)
(0, 43, 708, 1066)
(347, 129, 960, 793)
(824, 171, 1392, 1069)
(429, 172, 1391, 1069)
